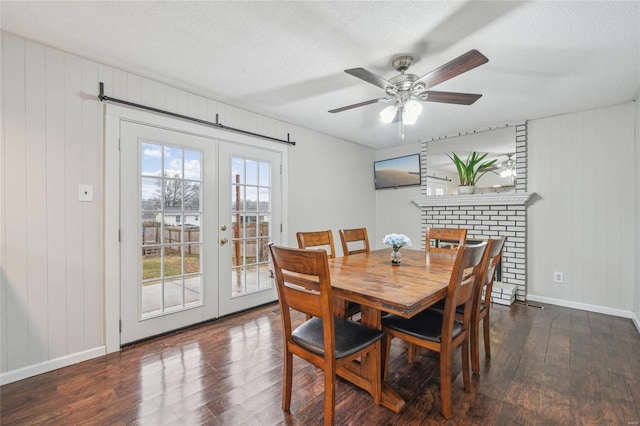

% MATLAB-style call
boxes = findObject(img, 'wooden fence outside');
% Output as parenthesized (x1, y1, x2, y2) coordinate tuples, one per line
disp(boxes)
(141, 222, 270, 258)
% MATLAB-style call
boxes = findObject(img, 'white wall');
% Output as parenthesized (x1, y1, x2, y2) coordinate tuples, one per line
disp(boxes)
(0, 32, 375, 382)
(287, 127, 376, 256)
(528, 103, 636, 314)
(1, 34, 105, 378)
(374, 144, 422, 251)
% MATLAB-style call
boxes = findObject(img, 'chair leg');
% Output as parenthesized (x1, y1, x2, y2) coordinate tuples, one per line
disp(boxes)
(440, 349, 452, 419)
(483, 313, 491, 359)
(470, 319, 480, 374)
(282, 352, 293, 411)
(462, 338, 471, 393)
(323, 366, 336, 426)
(408, 343, 420, 363)
(382, 334, 392, 380)
(369, 341, 382, 405)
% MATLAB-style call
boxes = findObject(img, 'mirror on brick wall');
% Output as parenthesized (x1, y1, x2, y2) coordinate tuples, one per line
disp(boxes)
(424, 126, 517, 195)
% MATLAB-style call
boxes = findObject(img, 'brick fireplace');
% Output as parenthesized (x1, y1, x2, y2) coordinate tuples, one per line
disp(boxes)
(413, 123, 534, 303)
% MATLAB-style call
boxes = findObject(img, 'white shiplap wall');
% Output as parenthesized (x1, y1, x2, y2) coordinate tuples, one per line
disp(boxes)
(528, 103, 636, 312)
(2, 37, 103, 371)
(0, 32, 376, 381)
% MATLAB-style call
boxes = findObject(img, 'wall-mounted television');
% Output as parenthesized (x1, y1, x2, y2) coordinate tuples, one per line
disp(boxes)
(374, 154, 421, 190)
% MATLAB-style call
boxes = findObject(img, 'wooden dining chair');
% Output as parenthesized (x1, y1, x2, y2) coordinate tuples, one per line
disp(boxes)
(339, 227, 370, 256)
(381, 242, 487, 419)
(425, 227, 467, 254)
(268, 244, 383, 426)
(296, 230, 336, 258)
(470, 236, 506, 374)
(406, 227, 467, 359)
(430, 236, 507, 374)
(338, 227, 371, 318)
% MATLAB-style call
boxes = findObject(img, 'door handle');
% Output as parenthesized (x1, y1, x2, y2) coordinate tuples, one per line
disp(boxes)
(220, 237, 229, 245)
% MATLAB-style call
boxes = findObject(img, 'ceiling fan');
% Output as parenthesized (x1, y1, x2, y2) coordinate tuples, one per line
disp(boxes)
(499, 153, 517, 178)
(329, 49, 489, 138)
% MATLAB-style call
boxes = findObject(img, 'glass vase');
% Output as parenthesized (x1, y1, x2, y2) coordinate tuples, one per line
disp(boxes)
(391, 248, 402, 265)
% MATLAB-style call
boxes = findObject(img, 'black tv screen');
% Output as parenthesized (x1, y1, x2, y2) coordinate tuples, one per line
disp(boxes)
(374, 154, 421, 190)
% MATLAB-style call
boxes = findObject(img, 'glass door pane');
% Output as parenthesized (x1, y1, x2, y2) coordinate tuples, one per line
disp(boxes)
(140, 142, 203, 318)
(231, 157, 273, 297)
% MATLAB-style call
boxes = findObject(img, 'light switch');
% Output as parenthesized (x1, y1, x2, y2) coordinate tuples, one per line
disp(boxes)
(79, 184, 94, 202)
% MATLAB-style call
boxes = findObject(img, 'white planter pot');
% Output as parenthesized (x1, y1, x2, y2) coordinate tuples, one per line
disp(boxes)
(457, 185, 476, 195)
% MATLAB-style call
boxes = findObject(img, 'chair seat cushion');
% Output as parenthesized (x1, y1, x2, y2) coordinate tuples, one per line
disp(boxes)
(292, 316, 383, 359)
(381, 308, 463, 343)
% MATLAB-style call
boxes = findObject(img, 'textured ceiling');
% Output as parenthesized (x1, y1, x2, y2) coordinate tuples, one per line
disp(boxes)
(2, 1, 639, 149)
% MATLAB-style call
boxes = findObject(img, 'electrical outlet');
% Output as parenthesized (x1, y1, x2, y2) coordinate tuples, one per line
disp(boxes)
(553, 271, 564, 283)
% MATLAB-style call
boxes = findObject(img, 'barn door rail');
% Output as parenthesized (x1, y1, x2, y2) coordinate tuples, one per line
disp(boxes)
(98, 82, 296, 146)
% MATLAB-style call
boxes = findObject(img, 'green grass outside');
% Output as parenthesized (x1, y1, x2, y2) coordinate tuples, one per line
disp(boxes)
(143, 250, 201, 280)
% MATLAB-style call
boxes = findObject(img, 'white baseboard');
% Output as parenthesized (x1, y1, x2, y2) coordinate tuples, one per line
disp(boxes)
(0, 346, 106, 386)
(526, 294, 636, 320)
(632, 311, 640, 335)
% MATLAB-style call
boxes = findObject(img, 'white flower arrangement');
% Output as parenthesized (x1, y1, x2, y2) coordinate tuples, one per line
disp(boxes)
(382, 233, 412, 250)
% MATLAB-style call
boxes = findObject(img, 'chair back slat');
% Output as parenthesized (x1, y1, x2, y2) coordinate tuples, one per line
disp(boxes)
(426, 228, 467, 254)
(297, 230, 336, 258)
(339, 228, 370, 256)
(281, 284, 325, 319)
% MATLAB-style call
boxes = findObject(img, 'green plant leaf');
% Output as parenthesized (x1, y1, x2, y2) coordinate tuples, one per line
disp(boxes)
(449, 151, 499, 186)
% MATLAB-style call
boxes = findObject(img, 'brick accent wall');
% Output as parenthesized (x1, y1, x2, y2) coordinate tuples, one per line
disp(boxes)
(419, 123, 529, 301)
(515, 123, 528, 192)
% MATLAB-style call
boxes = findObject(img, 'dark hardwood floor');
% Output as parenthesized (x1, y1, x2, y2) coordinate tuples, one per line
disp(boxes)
(2, 302, 640, 425)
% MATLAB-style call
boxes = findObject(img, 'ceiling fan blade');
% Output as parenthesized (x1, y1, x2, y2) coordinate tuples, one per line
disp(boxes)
(345, 68, 392, 90)
(328, 98, 387, 113)
(417, 49, 489, 90)
(422, 91, 482, 105)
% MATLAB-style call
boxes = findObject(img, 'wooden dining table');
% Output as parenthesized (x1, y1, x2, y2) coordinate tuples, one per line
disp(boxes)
(328, 248, 457, 413)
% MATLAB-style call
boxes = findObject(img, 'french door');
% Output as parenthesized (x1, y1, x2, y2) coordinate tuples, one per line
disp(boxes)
(120, 121, 280, 344)
(218, 141, 281, 316)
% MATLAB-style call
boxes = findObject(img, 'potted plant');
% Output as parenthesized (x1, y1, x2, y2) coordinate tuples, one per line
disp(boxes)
(447, 152, 498, 194)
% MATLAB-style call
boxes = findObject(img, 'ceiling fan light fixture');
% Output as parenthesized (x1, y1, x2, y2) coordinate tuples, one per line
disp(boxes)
(380, 105, 397, 123)
(404, 99, 422, 117)
(402, 110, 418, 125)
